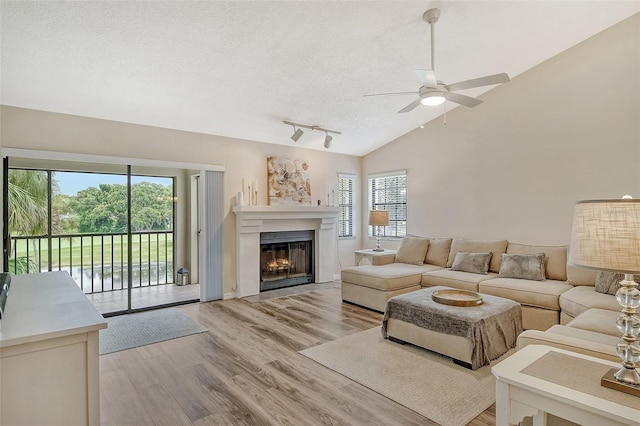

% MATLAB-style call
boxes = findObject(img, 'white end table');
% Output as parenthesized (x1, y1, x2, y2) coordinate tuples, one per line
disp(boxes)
(354, 249, 397, 266)
(492, 345, 640, 426)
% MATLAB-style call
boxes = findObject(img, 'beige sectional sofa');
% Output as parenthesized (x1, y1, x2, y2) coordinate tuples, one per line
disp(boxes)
(516, 265, 625, 361)
(341, 236, 620, 332)
(560, 266, 621, 323)
(517, 308, 620, 362)
(341, 237, 450, 313)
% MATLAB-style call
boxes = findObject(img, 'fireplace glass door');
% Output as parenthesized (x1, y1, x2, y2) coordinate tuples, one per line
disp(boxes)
(260, 231, 314, 292)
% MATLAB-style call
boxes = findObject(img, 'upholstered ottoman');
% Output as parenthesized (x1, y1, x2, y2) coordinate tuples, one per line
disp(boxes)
(382, 286, 523, 369)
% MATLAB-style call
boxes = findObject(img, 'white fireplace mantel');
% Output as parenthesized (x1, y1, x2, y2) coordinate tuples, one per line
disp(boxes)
(233, 205, 340, 297)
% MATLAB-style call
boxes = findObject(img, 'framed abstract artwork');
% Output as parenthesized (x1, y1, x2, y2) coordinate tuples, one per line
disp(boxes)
(267, 157, 311, 205)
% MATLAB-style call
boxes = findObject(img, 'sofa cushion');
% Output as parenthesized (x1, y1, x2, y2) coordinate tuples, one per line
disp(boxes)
(395, 235, 429, 265)
(517, 326, 618, 362)
(567, 308, 620, 337)
(447, 239, 508, 273)
(506, 243, 567, 281)
(450, 252, 492, 274)
(341, 282, 420, 312)
(559, 285, 621, 319)
(424, 237, 453, 267)
(566, 263, 597, 286)
(497, 253, 546, 281)
(421, 269, 497, 292)
(341, 263, 441, 291)
(479, 277, 572, 310)
(547, 324, 620, 346)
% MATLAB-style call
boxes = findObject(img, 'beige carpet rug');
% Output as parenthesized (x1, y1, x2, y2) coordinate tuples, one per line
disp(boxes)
(300, 327, 513, 426)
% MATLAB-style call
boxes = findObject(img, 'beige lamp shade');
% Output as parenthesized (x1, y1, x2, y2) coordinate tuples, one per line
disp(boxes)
(369, 210, 389, 227)
(568, 199, 640, 274)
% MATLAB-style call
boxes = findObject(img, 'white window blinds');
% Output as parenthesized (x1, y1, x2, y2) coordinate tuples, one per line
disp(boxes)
(338, 174, 356, 238)
(368, 171, 406, 238)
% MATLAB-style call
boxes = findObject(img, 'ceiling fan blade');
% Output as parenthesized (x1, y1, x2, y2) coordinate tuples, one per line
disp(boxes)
(447, 73, 510, 92)
(414, 69, 438, 88)
(364, 91, 419, 97)
(445, 92, 483, 108)
(398, 98, 422, 114)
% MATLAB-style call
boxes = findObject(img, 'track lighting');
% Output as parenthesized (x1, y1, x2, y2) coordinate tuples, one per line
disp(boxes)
(324, 133, 332, 149)
(283, 120, 341, 149)
(291, 126, 304, 142)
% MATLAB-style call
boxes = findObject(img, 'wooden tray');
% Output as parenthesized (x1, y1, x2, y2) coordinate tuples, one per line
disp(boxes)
(432, 289, 483, 307)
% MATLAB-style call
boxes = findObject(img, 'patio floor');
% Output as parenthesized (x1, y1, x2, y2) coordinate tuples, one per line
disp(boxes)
(85, 283, 200, 314)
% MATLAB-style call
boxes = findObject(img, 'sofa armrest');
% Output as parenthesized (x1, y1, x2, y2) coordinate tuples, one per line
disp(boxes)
(517, 330, 618, 363)
(372, 254, 396, 266)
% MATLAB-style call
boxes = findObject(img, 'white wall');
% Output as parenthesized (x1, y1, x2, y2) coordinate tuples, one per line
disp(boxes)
(363, 13, 640, 248)
(0, 107, 362, 294)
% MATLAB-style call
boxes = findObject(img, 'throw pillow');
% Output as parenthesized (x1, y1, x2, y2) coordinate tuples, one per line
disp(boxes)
(595, 272, 640, 295)
(497, 253, 546, 281)
(450, 252, 493, 275)
(395, 236, 429, 266)
(425, 237, 453, 267)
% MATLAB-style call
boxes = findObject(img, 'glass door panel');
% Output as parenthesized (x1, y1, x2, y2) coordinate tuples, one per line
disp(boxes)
(130, 165, 197, 310)
(52, 168, 129, 314)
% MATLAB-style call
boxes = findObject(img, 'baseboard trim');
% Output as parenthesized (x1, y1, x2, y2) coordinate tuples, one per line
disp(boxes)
(223, 292, 237, 300)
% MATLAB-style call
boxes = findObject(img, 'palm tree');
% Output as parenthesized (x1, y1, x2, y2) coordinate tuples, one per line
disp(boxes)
(8, 169, 57, 271)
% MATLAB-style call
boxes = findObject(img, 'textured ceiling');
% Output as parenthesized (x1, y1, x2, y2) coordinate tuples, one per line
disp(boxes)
(1, 1, 639, 156)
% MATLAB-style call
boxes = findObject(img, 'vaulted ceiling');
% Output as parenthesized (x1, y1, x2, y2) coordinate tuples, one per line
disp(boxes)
(1, 1, 638, 156)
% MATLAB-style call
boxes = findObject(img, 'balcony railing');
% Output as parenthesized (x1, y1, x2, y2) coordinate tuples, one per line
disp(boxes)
(9, 231, 174, 294)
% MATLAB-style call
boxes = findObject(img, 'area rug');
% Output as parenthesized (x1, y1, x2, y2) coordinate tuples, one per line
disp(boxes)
(300, 327, 513, 426)
(100, 307, 207, 355)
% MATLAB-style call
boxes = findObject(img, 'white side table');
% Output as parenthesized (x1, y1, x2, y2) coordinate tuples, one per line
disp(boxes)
(492, 345, 640, 426)
(354, 249, 397, 266)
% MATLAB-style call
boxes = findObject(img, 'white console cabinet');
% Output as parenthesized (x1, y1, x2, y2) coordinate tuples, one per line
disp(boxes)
(0, 271, 107, 426)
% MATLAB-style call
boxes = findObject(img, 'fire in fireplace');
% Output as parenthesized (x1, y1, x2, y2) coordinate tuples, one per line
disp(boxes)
(260, 230, 314, 292)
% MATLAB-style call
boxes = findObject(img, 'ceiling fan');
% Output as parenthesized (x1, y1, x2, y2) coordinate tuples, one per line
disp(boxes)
(365, 8, 510, 113)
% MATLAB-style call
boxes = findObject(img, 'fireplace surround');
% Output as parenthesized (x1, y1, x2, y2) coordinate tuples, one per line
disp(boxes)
(233, 206, 339, 297)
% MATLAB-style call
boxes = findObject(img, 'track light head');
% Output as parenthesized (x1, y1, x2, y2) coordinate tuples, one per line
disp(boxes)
(324, 134, 333, 149)
(291, 127, 304, 142)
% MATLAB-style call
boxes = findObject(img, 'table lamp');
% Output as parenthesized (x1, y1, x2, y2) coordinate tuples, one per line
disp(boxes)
(568, 199, 640, 395)
(369, 210, 389, 252)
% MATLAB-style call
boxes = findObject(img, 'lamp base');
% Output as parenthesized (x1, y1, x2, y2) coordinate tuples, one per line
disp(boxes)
(372, 248, 384, 252)
(601, 368, 640, 397)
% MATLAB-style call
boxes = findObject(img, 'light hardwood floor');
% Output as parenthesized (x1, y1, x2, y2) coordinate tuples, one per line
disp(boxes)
(100, 286, 496, 425)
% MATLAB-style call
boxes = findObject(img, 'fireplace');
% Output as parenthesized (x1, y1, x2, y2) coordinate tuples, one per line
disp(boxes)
(233, 205, 339, 297)
(260, 230, 314, 291)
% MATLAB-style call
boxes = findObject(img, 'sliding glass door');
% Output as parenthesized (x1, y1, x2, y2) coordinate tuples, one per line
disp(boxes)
(3, 158, 198, 315)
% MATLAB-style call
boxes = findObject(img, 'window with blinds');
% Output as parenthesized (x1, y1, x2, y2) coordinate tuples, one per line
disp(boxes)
(338, 174, 356, 238)
(368, 171, 407, 238)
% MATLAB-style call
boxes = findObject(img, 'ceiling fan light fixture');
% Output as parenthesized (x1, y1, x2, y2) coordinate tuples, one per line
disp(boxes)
(365, 8, 509, 113)
(421, 93, 446, 106)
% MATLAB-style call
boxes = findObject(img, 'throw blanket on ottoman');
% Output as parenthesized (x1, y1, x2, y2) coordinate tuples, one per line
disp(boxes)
(382, 286, 523, 369)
